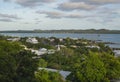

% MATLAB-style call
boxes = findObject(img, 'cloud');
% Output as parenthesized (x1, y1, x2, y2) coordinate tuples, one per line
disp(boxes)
(0, 13, 21, 22)
(70, 0, 120, 4)
(4, 0, 55, 7)
(58, 2, 95, 11)
(36, 10, 84, 18)
(0, 13, 21, 19)
(84, 7, 120, 24)
(35, 20, 42, 24)
(36, 11, 65, 18)
(57, 0, 120, 11)
(0, 18, 13, 22)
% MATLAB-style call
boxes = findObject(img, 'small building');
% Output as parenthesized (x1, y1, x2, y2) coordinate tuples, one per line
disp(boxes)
(49, 38, 55, 42)
(38, 68, 71, 80)
(86, 45, 100, 49)
(39, 48, 47, 52)
(48, 49, 55, 54)
(38, 48, 48, 55)
(59, 38, 63, 42)
(82, 42, 88, 44)
(31, 48, 47, 56)
(113, 50, 120, 57)
(7, 38, 20, 42)
(56, 45, 61, 51)
(30, 48, 56, 56)
(70, 45, 77, 48)
(26, 37, 38, 44)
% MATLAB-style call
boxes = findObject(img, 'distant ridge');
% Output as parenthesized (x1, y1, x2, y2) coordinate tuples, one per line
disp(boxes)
(0, 29, 120, 34)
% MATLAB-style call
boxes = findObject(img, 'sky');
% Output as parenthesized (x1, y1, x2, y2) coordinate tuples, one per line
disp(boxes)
(0, 0, 120, 30)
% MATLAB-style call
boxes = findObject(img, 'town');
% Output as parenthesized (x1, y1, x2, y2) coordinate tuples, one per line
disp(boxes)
(0, 35, 120, 82)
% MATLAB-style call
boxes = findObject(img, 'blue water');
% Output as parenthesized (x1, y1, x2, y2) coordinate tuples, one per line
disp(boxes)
(0, 33, 120, 48)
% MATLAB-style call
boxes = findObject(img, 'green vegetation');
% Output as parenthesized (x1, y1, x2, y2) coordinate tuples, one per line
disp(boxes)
(0, 40, 65, 82)
(0, 40, 38, 82)
(67, 52, 107, 82)
(0, 36, 120, 82)
(35, 70, 65, 82)
(42, 49, 120, 82)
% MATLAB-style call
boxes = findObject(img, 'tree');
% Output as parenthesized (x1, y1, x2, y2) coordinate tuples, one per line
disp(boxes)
(0, 40, 39, 82)
(42, 47, 75, 70)
(35, 70, 65, 82)
(100, 52, 120, 80)
(67, 52, 107, 82)
(38, 59, 47, 68)
(14, 50, 38, 82)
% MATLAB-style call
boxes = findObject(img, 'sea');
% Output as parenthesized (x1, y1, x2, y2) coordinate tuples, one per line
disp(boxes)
(0, 33, 120, 48)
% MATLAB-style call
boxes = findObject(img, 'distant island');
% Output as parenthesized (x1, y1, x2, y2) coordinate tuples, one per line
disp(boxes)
(0, 29, 120, 34)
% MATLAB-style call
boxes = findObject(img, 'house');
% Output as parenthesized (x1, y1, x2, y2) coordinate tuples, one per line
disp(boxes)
(86, 45, 100, 49)
(82, 42, 88, 44)
(59, 38, 63, 42)
(56, 45, 61, 51)
(7, 38, 20, 41)
(48, 49, 55, 54)
(113, 50, 120, 57)
(70, 45, 77, 48)
(49, 38, 55, 42)
(31, 49, 39, 55)
(38, 48, 48, 55)
(39, 48, 47, 52)
(38, 67, 71, 80)
(31, 48, 47, 56)
(56, 45, 66, 51)
(26, 37, 38, 44)
(28, 47, 56, 56)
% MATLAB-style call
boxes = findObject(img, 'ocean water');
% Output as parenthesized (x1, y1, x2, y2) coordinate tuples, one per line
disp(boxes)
(0, 33, 120, 48)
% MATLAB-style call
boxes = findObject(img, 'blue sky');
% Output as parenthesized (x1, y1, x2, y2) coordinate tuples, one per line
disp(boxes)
(0, 0, 120, 30)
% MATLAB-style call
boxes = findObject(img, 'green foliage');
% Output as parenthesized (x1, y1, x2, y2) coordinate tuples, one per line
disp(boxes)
(98, 43, 113, 54)
(100, 53, 120, 80)
(67, 52, 106, 82)
(38, 59, 47, 67)
(0, 37, 120, 82)
(0, 41, 39, 82)
(0, 40, 23, 54)
(14, 51, 38, 82)
(35, 70, 65, 82)
(42, 47, 76, 70)
(20, 37, 55, 50)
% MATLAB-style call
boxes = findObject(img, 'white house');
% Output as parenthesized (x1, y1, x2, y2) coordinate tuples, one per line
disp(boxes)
(113, 50, 120, 57)
(31, 49, 46, 56)
(86, 45, 100, 49)
(37, 48, 48, 55)
(49, 38, 55, 42)
(48, 49, 55, 54)
(56, 45, 61, 51)
(26, 37, 38, 44)
(59, 38, 63, 42)
(7, 38, 20, 42)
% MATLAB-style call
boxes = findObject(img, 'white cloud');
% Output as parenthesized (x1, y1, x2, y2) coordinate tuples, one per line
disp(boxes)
(36, 10, 84, 18)
(58, 2, 95, 11)
(70, 0, 120, 4)
(0, 13, 21, 22)
(4, 0, 55, 7)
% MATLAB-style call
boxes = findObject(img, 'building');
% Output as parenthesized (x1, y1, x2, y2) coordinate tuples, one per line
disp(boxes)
(56, 45, 61, 51)
(26, 37, 38, 44)
(113, 50, 120, 57)
(7, 38, 20, 42)
(86, 45, 100, 49)
(38, 67, 71, 80)
(59, 38, 63, 42)
(48, 49, 55, 54)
